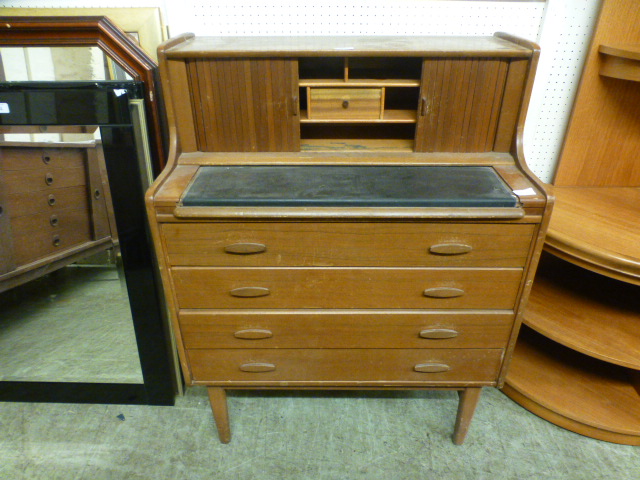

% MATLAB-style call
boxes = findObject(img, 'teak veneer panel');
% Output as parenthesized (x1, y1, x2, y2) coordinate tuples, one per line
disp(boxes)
(171, 267, 522, 310)
(555, 0, 640, 186)
(188, 348, 504, 386)
(162, 222, 534, 268)
(179, 310, 514, 350)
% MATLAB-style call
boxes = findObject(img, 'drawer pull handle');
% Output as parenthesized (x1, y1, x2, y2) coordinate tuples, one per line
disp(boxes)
(423, 287, 465, 298)
(234, 329, 273, 340)
(50, 215, 59, 227)
(419, 328, 459, 339)
(240, 363, 276, 373)
(414, 363, 451, 373)
(45, 173, 54, 186)
(224, 243, 267, 255)
(52, 235, 61, 247)
(230, 287, 270, 298)
(342, 100, 350, 109)
(42, 155, 51, 165)
(48, 194, 56, 206)
(429, 243, 473, 255)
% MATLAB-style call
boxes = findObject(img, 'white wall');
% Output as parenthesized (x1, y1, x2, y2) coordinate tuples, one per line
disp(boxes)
(1, 0, 603, 182)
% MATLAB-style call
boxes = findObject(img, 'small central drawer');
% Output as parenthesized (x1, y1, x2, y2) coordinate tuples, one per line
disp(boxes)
(308, 87, 383, 120)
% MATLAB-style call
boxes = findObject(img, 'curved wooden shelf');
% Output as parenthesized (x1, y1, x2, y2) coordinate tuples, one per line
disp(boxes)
(545, 186, 640, 285)
(504, 327, 640, 445)
(599, 44, 640, 82)
(525, 254, 640, 369)
(506, 186, 640, 444)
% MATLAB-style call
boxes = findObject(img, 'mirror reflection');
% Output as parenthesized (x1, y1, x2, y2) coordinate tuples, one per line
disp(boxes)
(0, 45, 144, 384)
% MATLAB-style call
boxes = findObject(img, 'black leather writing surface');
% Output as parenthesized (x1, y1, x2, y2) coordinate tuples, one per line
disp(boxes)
(181, 165, 518, 208)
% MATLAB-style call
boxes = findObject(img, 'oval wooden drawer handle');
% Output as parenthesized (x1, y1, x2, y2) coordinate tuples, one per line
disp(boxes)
(224, 243, 267, 255)
(419, 328, 459, 339)
(429, 243, 473, 255)
(423, 287, 465, 298)
(229, 287, 270, 298)
(414, 363, 451, 373)
(240, 363, 276, 373)
(234, 329, 273, 340)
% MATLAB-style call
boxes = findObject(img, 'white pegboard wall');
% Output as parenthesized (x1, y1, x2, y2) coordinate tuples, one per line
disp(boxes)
(524, 0, 602, 182)
(165, 1, 544, 39)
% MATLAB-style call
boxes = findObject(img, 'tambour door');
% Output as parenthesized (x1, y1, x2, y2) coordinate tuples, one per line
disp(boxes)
(415, 57, 509, 153)
(186, 58, 300, 152)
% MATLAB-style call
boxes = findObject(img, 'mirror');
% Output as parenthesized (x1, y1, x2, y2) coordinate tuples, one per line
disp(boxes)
(0, 46, 144, 383)
(0, 16, 173, 404)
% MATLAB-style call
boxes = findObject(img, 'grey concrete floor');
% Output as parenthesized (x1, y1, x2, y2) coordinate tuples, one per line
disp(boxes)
(1, 386, 638, 480)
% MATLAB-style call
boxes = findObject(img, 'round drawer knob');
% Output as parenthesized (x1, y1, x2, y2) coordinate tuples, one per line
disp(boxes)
(48, 194, 56, 206)
(50, 215, 59, 227)
(45, 173, 54, 186)
(42, 155, 51, 165)
(52, 235, 61, 247)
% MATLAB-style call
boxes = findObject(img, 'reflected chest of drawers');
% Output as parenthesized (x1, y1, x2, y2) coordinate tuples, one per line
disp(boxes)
(146, 34, 552, 444)
(0, 142, 115, 293)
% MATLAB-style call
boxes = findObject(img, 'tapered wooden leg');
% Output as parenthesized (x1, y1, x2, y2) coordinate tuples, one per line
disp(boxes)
(452, 387, 482, 445)
(208, 387, 231, 443)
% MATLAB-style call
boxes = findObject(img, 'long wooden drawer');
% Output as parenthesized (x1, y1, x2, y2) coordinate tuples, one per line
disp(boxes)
(0, 147, 86, 171)
(12, 209, 93, 264)
(7, 186, 89, 218)
(172, 267, 522, 309)
(187, 348, 504, 385)
(162, 222, 534, 268)
(179, 310, 514, 349)
(3, 167, 87, 195)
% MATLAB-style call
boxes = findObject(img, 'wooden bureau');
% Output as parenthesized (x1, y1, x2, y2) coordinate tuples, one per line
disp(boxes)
(146, 34, 552, 444)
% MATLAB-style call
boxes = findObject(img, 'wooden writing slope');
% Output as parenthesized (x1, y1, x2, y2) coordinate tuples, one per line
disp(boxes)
(145, 33, 553, 444)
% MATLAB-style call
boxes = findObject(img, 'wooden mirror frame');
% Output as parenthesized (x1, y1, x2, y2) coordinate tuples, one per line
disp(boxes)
(0, 15, 167, 172)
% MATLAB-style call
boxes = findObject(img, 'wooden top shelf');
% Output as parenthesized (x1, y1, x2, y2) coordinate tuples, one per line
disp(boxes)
(599, 44, 640, 82)
(163, 35, 534, 58)
(299, 79, 421, 87)
(545, 186, 640, 285)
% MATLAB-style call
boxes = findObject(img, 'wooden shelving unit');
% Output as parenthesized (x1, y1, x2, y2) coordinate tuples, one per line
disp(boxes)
(503, 0, 640, 445)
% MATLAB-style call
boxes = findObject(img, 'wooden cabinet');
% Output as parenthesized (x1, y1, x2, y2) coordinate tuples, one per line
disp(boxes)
(503, 0, 640, 446)
(146, 34, 552, 444)
(0, 142, 116, 293)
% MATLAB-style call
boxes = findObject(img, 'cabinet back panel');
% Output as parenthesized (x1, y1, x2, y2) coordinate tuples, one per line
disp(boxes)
(187, 58, 300, 152)
(416, 58, 508, 152)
